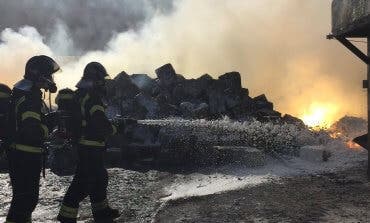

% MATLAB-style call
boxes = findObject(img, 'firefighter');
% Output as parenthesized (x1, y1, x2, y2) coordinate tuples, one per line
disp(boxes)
(0, 83, 11, 157)
(57, 62, 122, 223)
(6, 55, 60, 223)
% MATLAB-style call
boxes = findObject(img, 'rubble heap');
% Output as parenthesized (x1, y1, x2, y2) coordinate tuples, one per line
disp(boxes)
(107, 63, 302, 124)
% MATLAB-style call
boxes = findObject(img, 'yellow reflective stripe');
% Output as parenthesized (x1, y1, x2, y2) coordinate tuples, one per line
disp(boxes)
(60, 204, 78, 218)
(0, 92, 10, 98)
(15, 96, 26, 131)
(92, 199, 108, 211)
(58, 93, 74, 100)
(15, 96, 26, 113)
(111, 125, 117, 135)
(12, 144, 42, 154)
(41, 124, 49, 138)
(89, 105, 105, 116)
(79, 138, 105, 147)
(21, 111, 41, 121)
(80, 94, 90, 117)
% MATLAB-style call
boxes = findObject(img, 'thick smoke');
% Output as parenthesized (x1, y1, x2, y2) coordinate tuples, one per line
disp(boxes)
(0, 27, 53, 86)
(0, 0, 173, 53)
(0, 0, 367, 124)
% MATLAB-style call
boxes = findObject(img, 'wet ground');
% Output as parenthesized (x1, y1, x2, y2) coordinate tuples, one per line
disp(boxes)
(155, 162, 370, 223)
(0, 159, 369, 222)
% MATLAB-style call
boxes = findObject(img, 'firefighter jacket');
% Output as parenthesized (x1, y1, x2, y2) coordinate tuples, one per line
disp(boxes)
(0, 88, 11, 139)
(76, 89, 117, 148)
(8, 88, 49, 154)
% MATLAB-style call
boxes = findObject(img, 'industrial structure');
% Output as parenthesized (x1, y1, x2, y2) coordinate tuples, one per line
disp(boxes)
(328, 0, 370, 176)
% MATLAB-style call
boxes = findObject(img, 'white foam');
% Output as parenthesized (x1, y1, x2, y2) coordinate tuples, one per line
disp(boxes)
(162, 141, 367, 200)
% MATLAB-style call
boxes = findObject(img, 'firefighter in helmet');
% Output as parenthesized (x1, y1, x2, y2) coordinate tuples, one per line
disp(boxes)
(6, 55, 60, 222)
(57, 62, 123, 223)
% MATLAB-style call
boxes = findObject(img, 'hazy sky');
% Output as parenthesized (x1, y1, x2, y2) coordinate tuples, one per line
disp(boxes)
(0, 0, 367, 125)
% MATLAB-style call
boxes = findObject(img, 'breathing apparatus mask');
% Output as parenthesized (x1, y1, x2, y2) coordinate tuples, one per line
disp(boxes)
(76, 62, 111, 97)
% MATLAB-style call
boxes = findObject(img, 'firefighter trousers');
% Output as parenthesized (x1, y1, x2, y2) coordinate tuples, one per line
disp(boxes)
(59, 145, 108, 218)
(6, 149, 42, 222)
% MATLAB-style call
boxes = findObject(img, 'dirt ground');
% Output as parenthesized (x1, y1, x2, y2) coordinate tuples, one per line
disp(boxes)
(1, 162, 369, 222)
(154, 162, 370, 223)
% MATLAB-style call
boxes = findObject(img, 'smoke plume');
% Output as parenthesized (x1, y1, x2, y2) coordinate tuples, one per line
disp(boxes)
(0, 0, 367, 124)
(0, 0, 173, 53)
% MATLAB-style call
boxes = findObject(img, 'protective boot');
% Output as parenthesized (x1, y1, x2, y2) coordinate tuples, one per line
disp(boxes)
(57, 204, 78, 223)
(56, 214, 77, 223)
(93, 207, 120, 222)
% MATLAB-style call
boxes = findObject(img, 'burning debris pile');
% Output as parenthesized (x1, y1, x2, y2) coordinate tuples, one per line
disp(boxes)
(329, 116, 367, 140)
(46, 64, 330, 174)
(328, 116, 367, 150)
(106, 63, 303, 124)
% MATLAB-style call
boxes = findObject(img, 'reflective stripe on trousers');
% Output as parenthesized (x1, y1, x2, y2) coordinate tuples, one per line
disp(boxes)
(59, 204, 78, 219)
(11, 144, 42, 154)
(78, 138, 105, 147)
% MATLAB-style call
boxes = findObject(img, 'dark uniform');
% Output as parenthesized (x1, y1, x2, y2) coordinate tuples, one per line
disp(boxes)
(6, 87, 49, 223)
(0, 83, 11, 155)
(58, 62, 120, 223)
(6, 55, 60, 223)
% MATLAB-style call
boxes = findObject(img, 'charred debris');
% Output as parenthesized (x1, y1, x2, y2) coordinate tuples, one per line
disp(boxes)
(106, 63, 303, 125)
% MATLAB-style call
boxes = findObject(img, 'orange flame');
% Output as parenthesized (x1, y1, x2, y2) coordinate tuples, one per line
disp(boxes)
(300, 103, 339, 129)
(346, 141, 362, 151)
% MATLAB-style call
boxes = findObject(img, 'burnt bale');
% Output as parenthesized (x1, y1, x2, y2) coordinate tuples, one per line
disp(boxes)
(224, 88, 242, 110)
(179, 102, 195, 117)
(255, 109, 281, 122)
(172, 79, 205, 104)
(130, 74, 156, 95)
(231, 101, 253, 120)
(253, 94, 273, 111)
(192, 103, 209, 118)
(218, 72, 242, 91)
(155, 89, 175, 105)
(206, 72, 246, 116)
(157, 101, 180, 118)
(135, 93, 160, 119)
(151, 79, 161, 97)
(113, 71, 141, 100)
(176, 74, 186, 83)
(282, 114, 305, 127)
(155, 63, 177, 88)
(120, 99, 147, 120)
(207, 80, 227, 115)
(179, 102, 209, 118)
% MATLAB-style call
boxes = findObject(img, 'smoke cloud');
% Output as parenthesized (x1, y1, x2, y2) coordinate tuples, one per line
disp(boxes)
(0, 0, 367, 124)
(0, 0, 173, 53)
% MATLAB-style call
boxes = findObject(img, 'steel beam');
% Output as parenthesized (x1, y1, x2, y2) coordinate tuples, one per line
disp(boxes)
(335, 36, 370, 65)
